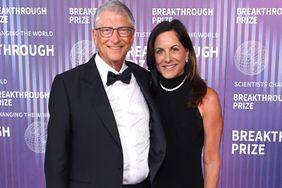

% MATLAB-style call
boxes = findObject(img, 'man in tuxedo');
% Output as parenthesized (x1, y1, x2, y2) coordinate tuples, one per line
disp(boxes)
(44, 1, 165, 188)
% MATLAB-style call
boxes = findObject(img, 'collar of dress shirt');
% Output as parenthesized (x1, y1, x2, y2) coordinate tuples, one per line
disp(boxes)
(95, 53, 128, 87)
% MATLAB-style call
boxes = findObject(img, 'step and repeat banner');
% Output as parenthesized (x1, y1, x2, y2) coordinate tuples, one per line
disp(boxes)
(0, 0, 281, 188)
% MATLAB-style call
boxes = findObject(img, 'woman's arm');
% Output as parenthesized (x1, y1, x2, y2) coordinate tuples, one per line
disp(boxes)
(198, 87, 223, 188)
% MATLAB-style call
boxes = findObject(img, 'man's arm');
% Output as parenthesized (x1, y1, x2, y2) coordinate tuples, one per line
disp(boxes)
(44, 75, 71, 188)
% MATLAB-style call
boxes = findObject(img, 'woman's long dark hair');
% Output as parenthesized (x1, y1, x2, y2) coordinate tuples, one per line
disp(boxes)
(146, 19, 207, 106)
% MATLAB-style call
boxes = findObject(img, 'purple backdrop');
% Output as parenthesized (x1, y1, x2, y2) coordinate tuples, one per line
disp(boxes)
(0, 0, 281, 187)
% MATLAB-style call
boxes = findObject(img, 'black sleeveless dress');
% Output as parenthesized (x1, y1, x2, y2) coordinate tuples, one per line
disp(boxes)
(152, 74, 204, 188)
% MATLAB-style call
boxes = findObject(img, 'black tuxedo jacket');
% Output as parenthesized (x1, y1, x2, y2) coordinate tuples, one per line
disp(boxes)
(44, 54, 166, 188)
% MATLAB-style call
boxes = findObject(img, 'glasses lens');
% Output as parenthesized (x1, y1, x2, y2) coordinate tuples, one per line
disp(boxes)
(97, 27, 133, 37)
(118, 27, 132, 37)
(99, 27, 113, 37)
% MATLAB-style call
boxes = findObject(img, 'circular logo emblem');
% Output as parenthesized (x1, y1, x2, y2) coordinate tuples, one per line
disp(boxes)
(24, 121, 47, 154)
(70, 40, 96, 67)
(234, 41, 268, 75)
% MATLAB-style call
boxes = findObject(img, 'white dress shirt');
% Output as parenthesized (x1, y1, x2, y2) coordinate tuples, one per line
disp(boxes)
(95, 54, 150, 184)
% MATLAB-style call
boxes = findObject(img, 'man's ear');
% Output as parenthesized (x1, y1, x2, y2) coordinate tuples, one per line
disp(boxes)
(92, 29, 98, 46)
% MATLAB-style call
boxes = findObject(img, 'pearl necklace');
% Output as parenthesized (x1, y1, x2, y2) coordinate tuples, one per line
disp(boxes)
(159, 75, 188, 92)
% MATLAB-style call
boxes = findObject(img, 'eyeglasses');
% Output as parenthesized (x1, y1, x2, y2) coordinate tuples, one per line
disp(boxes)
(95, 27, 134, 38)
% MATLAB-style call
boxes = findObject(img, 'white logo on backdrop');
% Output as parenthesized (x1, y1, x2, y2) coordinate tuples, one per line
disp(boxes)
(70, 40, 96, 67)
(24, 121, 47, 154)
(234, 41, 268, 75)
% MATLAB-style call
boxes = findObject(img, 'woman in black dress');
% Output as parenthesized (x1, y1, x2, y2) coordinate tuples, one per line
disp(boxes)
(147, 19, 223, 188)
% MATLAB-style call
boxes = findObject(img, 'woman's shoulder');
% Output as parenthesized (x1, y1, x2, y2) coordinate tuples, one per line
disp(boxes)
(205, 87, 220, 101)
(198, 87, 221, 117)
(202, 87, 221, 108)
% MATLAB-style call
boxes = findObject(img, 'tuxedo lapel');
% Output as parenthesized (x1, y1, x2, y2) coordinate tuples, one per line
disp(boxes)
(126, 62, 150, 102)
(127, 62, 166, 182)
(127, 62, 154, 116)
(81, 55, 121, 147)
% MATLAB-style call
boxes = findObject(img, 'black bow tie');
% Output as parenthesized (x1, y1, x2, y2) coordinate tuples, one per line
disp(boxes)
(106, 68, 132, 86)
